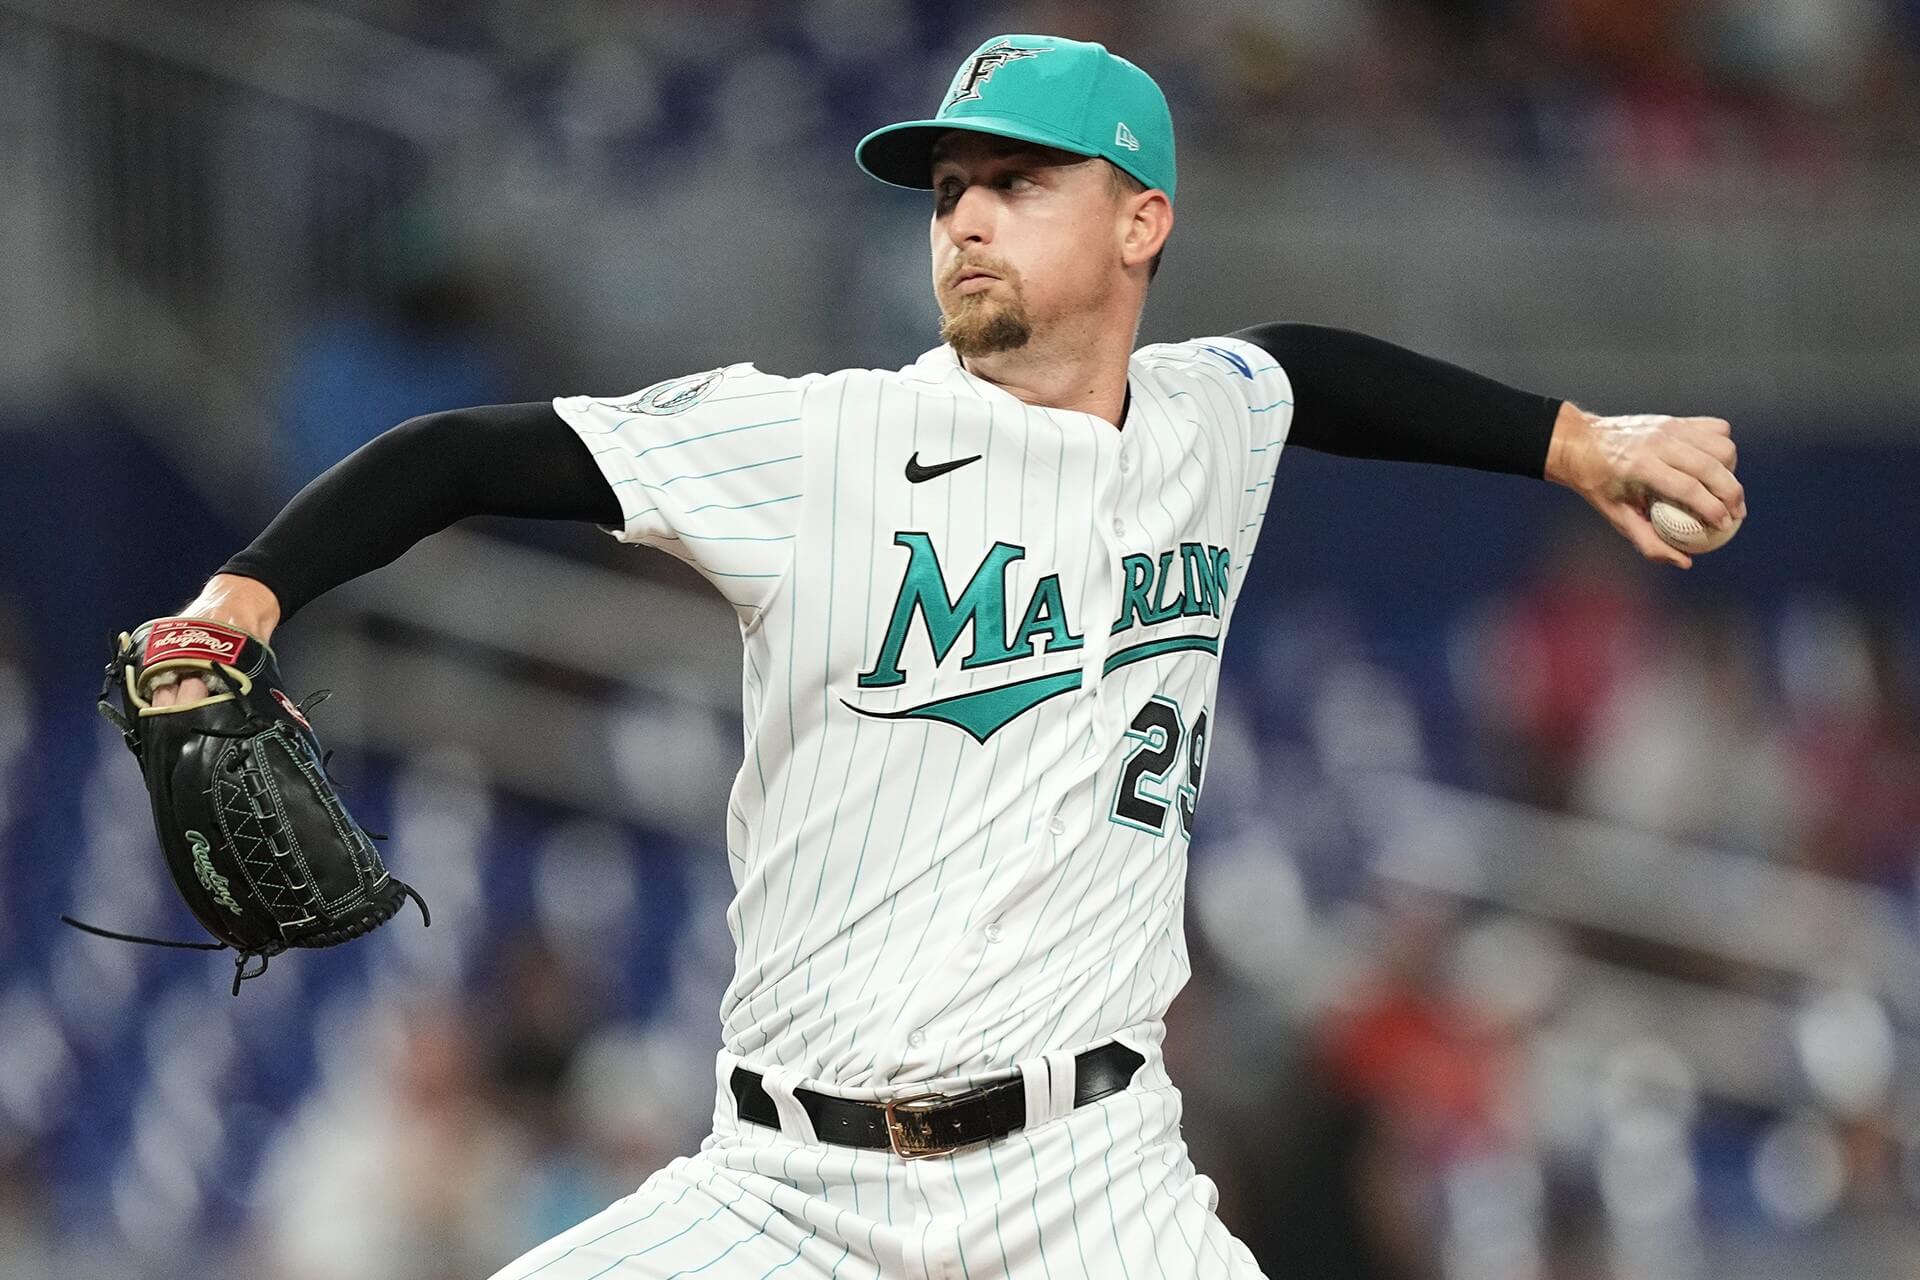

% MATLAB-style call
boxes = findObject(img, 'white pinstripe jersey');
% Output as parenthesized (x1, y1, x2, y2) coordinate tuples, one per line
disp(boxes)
(553, 338, 1291, 1094)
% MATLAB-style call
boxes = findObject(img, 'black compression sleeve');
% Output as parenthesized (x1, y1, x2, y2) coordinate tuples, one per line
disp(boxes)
(219, 402, 621, 620)
(1230, 322, 1561, 478)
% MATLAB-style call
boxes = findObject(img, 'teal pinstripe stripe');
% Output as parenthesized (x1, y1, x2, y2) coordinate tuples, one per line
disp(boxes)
(624, 493, 799, 522)
(748, 1229, 820, 1279)
(659, 1213, 808, 1279)
(813, 382, 893, 1057)
(707, 386, 798, 404)
(847, 394, 955, 1070)
(584, 413, 797, 454)
(1250, 398, 1293, 412)
(1153, 395, 1203, 520)
(946, 1161, 980, 1280)
(784, 380, 852, 1064)
(958, 400, 1036, 941)
(1062, 1125, 1100, 1280)
(706, 569, 784, 578)
(510, 1178, 702, 1278)
(1018, 1133, 1062, 1280)
(828, 388, 895, 943)
(1135, 1091, 1200, 1272)
(675, 531, 796, 542)
(984, 1140, 1016, 1280)
(610, 453, 801, 487)
(643, 1200, 784, 1280)
(1136, 395, 1180, 556)
(1102, 634, 1219, 675)
(746, 381, 807, 1035)
(915, 392, 999, 981)
(1020, 798, 1128, 1051)
(684, 492, 800, 515)
(583, 1190, 743, 1278)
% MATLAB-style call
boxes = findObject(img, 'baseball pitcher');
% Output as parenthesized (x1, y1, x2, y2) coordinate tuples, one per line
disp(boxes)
(126, 34, 1743, 1280)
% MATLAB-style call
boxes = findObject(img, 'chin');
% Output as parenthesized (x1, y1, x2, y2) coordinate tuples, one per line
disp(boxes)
(940, 297, 1034, 358)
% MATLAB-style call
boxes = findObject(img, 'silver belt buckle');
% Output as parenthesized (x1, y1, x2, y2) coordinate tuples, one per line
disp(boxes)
(884, 1091, 956, 1160)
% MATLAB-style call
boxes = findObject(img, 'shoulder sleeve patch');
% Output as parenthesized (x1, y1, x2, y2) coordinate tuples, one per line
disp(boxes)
(599, 367, 728, 416)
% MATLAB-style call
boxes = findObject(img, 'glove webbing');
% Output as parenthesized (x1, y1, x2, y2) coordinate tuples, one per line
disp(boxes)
(70, 680, 428, 995)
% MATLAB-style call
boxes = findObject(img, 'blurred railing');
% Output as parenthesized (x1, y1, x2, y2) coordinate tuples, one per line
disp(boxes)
(1360, 775, 1920, 1110)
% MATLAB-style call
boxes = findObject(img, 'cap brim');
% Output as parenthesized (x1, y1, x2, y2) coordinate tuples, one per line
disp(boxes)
(855, 115, 1103, 190)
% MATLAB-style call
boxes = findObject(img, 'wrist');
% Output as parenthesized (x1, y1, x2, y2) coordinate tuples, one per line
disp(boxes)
(1543, 401, 1591, 488)
(185, 573, 283, 643)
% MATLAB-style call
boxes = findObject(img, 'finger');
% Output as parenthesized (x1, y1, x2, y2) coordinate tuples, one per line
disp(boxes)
(1657, 440, 1745, 521)
(1603, 498, 1693, 569)
(1682, 415, 1732, 437)
(1644, 459, 1735, 529)
(150, 675, 211, 708)
(1673, 424, 1737, 472)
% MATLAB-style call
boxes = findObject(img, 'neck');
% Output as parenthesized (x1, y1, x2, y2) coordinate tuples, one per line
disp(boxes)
(958, 314, 1137, 427)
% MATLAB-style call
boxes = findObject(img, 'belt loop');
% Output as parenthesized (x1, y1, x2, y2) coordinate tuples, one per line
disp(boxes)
(759, 1065, 819, 1145)
(1043, 1049, 1078, 1121)
(1018, 1054, 1057, 1128)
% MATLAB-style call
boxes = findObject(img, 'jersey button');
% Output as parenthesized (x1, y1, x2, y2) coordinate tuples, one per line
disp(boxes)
(1112, 517, 1128, 538)
(985, 920, 1004, 944)
(908, 1029, 926, 1049)
(1050, 815, 1067, 836)
(1119, 453, 1133, 474)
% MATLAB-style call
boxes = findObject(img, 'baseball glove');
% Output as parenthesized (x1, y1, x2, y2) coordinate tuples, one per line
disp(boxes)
(78, 617, 428, 993)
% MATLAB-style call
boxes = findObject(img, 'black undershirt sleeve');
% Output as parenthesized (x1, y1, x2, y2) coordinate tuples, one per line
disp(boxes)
(1230, 322, 1561, 478)
(219, 402, 621, 621)
(222, 332, 1554, 621)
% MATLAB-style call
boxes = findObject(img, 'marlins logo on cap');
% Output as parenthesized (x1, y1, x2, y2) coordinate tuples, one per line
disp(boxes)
(944, 40, 1049, 107)
(856, 33, 1177, 201)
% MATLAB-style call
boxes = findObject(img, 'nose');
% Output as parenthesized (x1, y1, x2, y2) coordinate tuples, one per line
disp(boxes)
(945, 184, 994, 249)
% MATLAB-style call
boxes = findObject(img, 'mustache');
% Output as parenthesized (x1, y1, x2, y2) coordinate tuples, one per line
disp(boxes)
(942, 256, 1017, 291)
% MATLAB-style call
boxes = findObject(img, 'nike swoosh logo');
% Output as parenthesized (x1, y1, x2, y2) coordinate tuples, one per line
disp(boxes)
(905, 451, 982, 483)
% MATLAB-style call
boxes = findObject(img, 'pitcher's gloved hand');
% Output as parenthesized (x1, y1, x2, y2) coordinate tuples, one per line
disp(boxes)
(79, 617, 428, 993)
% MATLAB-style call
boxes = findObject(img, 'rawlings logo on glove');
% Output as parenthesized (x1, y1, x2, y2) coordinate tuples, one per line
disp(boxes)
(143, 619, 246, 665)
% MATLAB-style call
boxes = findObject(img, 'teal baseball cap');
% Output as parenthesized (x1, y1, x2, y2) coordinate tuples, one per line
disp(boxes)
(856, 34, 1176, 201)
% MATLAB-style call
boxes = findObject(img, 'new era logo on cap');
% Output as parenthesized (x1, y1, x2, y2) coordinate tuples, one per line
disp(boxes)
(1114, 121, 1140, 151)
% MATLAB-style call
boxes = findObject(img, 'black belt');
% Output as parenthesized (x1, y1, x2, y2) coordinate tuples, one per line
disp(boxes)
(731, 1042, 1145, 1159)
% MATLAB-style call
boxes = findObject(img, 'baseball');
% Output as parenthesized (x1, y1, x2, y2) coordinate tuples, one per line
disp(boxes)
(1649, 499, 1741, 553)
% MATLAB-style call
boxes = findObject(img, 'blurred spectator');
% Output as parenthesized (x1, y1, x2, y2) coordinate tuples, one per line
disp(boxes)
(275, 211, 511, 497)
(251, 1003, 535, 1280)
(1456, 524, 1653, 810)
(1228, 871, 1544, 1280)
(0, 1147, 53, 1280)
(1776, 596, 1920, 888)
(1574, 602, 1794, 853)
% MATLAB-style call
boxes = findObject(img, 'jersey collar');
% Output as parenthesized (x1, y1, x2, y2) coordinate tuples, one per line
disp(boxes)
(904, 344, 1026, 407)
(905, 344, 1138, 428)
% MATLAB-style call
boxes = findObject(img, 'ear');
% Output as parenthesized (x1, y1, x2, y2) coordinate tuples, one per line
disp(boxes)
(1119, 189, 1172, 273)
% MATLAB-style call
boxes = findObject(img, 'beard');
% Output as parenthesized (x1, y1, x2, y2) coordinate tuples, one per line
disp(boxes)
(938, 263, 1035, 358)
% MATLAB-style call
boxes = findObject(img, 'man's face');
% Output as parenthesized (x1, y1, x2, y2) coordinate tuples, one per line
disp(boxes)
(928, 133, 1126, 359)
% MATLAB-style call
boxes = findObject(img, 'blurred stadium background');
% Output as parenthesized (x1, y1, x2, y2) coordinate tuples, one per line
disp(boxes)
(2, 0, 1919, 1276)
